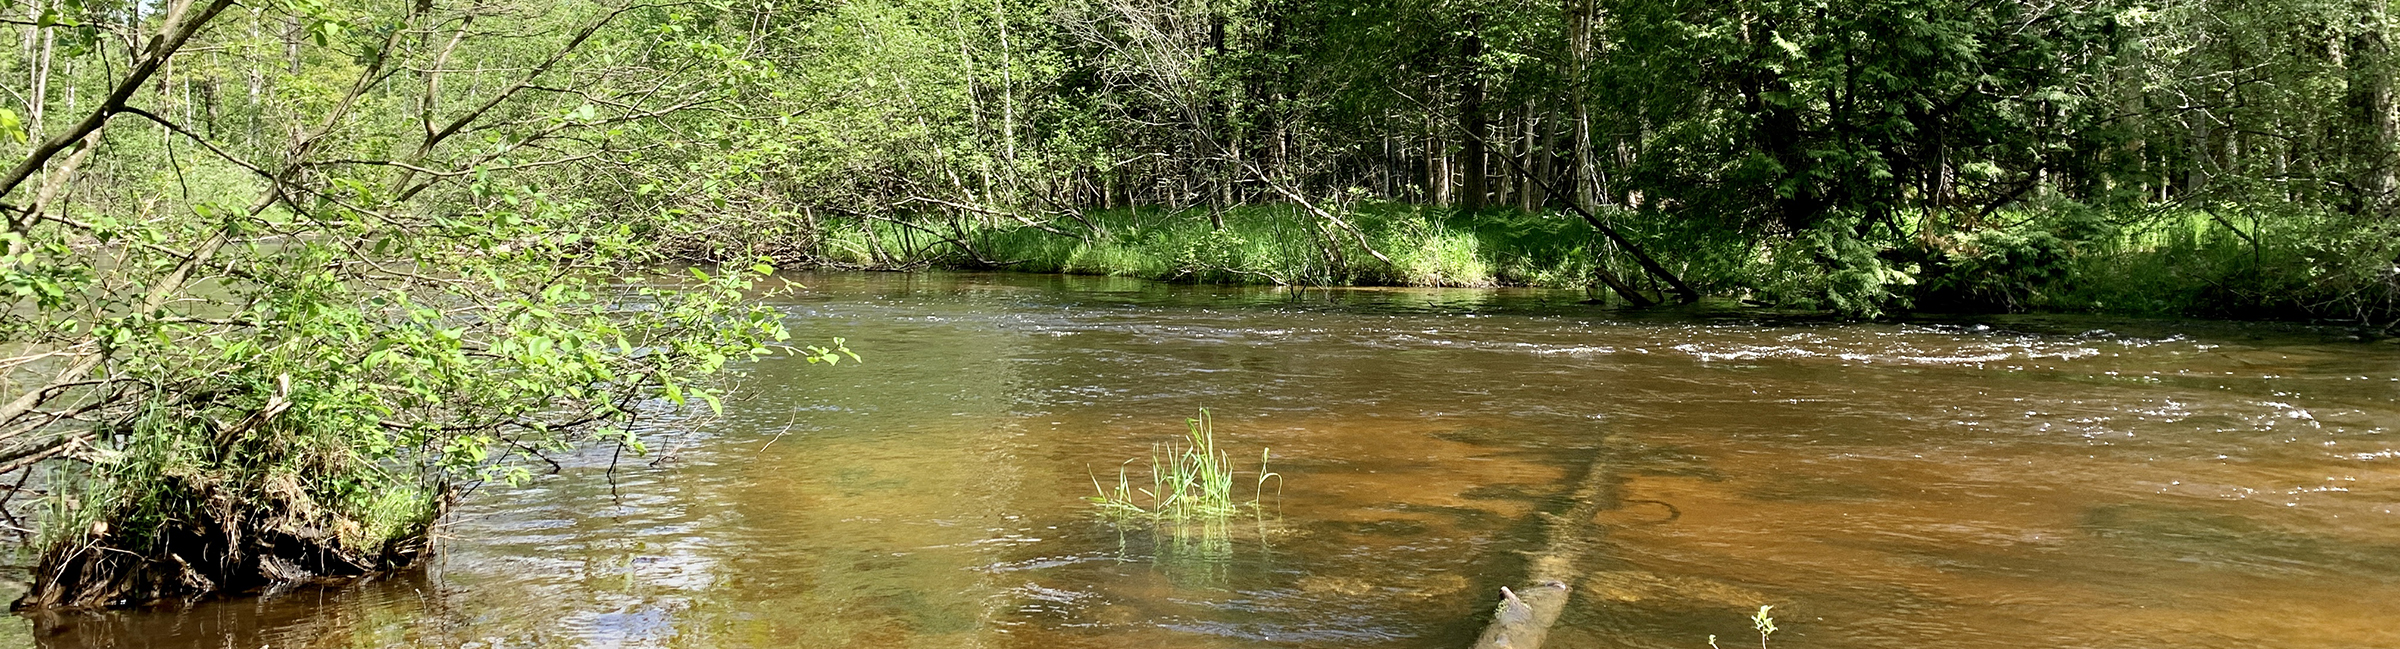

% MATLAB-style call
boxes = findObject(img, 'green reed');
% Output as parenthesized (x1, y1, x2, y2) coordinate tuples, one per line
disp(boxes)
(1709, 606, 1780, 649)
(1089, 409, 1279, 522)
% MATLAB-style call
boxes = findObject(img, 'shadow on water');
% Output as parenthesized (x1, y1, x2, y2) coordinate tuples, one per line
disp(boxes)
(9, 270, 2400, 648)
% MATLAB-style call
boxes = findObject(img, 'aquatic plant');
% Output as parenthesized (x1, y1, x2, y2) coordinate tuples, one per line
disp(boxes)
(1711, 605, 1779, 649)
(1088, 409, 1279, 522)
(1752, 605, 1779, 649)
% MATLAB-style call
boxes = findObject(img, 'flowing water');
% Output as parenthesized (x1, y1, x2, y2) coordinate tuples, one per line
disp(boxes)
(9, 271, 2399, 648)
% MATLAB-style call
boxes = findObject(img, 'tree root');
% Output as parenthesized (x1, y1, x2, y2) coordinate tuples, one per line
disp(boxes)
(12, 478, 434, 610)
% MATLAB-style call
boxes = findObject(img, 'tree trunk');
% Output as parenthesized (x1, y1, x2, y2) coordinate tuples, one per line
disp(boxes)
(2355, 6, 2400, 216)
(1521, 100, 1540, 211)
(1567, 0, 1595, 213)
(1210, 9, 1232, 228)
(1459, 17, 1487, 214)
(993, 0, 1019, 204)
(27, 0, 54, 139)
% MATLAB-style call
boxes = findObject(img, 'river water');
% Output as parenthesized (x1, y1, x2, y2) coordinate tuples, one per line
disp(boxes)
(10, 271, 2398, 648)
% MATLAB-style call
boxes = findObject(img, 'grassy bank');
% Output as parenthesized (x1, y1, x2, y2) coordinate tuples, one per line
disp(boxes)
(694, 200, 2395, 327)
(810, 203, 1651, 289)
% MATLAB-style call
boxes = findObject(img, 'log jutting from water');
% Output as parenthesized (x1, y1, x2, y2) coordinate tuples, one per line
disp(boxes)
(1469, 449, 1617, 649)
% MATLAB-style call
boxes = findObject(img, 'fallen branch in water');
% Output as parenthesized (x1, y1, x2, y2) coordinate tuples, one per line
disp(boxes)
(1469, 444, 1619, 649)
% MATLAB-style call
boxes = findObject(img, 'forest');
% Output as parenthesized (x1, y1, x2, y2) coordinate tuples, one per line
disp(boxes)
(1, 0, 2397, 618)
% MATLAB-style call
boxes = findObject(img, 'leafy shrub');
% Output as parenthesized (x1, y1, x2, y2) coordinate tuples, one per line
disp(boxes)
(1756, 217, 1917, 318)
(1918, 218, 2085, 312)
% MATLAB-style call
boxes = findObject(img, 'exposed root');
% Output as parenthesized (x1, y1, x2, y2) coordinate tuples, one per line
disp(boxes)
(13, 472, 436, 610)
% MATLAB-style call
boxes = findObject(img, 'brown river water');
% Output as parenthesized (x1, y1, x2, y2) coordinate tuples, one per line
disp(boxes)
(7, 271, 2398, 648)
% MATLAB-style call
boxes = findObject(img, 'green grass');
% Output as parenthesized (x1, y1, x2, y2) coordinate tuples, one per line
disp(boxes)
(1967, 203, 2398, 322)
(1088, 409, 1279, 523)
(784, 200, 2395, 325)
(810, 203, 1626, 289)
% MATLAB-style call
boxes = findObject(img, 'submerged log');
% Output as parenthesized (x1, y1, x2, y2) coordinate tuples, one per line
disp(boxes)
(1475, 581, 1572, 648)
(1470, 447, 1619, 649)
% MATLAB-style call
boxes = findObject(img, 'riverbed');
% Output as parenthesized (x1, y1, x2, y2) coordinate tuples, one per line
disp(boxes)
(14, 271, 2398, 648)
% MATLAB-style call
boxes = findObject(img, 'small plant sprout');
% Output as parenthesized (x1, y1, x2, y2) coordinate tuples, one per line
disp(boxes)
(1256, 446, 1283, 509)
(1751, 605, 1778, 649)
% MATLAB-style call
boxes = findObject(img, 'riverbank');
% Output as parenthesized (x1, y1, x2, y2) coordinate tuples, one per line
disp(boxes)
(700, 202, 2396, 329)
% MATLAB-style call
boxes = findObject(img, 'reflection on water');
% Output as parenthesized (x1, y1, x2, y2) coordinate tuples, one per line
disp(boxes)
(8, 272, 2397, 648)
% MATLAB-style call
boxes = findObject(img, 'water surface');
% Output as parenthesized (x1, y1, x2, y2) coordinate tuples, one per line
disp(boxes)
(16, 272, 2399, 648)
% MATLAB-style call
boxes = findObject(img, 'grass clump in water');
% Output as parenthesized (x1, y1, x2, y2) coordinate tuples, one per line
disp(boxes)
(1088, 409, 1279, 522)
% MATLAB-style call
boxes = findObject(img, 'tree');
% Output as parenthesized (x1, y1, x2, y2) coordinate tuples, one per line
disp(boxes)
(0, 0, 844, 606)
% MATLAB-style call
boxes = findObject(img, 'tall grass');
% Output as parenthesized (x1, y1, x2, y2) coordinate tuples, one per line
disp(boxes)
(1941, 203, 2399, 323)
(782, 199, 2396, 325)
(810, 204, 1633, 289)
(1089, 409, 1279, 523)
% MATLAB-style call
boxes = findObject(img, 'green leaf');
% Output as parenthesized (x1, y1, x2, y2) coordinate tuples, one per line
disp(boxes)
(0, 109, 22, 145)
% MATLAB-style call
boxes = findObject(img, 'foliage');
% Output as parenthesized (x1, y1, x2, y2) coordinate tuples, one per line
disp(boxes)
(1088, 409, 1278, 523)
(1706, 606, 1781, 649)
(0, 0, 851, 607)
(484, 0, 2398, 325)
(1752, 605, 1779, 649)
(1915, 205, 2109, 313)
(1756, 217, 1918, 318)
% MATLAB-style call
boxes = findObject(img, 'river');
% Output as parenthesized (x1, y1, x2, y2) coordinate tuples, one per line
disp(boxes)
(11, 271, 2398, 648)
